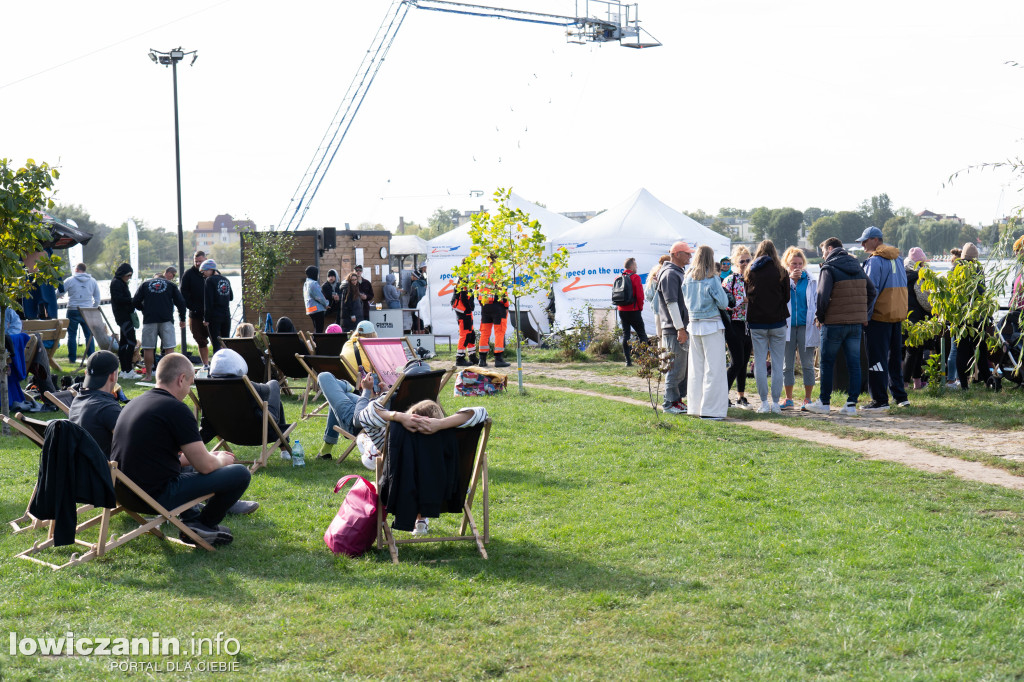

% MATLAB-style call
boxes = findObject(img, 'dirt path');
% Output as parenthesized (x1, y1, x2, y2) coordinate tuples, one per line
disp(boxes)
(511, 363, 1024, 491)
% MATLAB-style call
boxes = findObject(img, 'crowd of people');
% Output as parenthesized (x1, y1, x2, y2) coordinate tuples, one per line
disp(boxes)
(303, 263, 427, 334)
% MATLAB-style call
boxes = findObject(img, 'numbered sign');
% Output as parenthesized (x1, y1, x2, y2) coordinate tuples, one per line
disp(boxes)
(408, 334, 435, 355)
(368, 309, 402, 337)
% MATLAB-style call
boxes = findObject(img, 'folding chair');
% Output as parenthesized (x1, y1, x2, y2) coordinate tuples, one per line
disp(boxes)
(4, 412, 52, 534)
(221, 337, 271, 383)
(309, 332, 349, 356)
(78, 306, 120, 365)
(509, 308, 543, 344)
(374, 418, 492, 564)
(15, 420, 216, 570)
(191, 376, 296, 473)
(352, 337, 417, 389)
(43, 389, 77, 415)
(264, 332, 314, 396)
(294, 354, 360, 420)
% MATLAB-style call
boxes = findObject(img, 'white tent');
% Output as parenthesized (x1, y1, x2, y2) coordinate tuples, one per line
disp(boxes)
(389, 234, 427, 256)
(552, 188, 731, 332)
(426, 193, 580, 339)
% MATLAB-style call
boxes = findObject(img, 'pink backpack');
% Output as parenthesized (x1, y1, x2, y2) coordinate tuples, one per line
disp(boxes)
(324, 475, 378, 556)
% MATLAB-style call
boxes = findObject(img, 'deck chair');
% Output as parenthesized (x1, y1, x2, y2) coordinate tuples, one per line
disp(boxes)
(78, 306, 119, 365)
(294, 354, 361, 420)
(264, 332, 313, 396)
(374, 418, 492, 564)
(353, 337, 417, 389)
(4, 412, 52, 534)
(191, 376, 295, 473)
(43, 389, 77, 415)
(15, 420, 216, 570)
(509, 309, 543, 344)
(309, 332, 349, 356)
(221, 337, 271, 383)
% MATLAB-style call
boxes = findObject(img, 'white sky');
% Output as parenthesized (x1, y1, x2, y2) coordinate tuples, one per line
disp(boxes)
(3, 0, 1024, 234)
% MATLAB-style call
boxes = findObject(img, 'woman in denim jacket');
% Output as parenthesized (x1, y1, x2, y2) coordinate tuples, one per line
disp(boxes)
(682, 245, 730, 420)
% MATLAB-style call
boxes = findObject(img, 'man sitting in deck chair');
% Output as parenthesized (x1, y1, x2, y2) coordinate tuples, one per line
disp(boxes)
(111, 353, 252, 547)
(69, 351, 123, 457)
(205, 348, 288, 448)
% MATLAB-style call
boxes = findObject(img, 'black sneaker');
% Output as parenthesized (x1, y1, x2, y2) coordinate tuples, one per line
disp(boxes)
(737, 397, 750, 407)
(859, 401, 890, 412)
(180, 521, 233, 547)
(227, 500, 259, 515)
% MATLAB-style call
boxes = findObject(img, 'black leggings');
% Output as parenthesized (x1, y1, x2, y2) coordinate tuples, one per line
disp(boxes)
(618, 310, 648, 364)
(117, 319, 137, 372)
(309, 311, 326, 334)
(956, 333, 991, 389)
(726, 319, 752, 393)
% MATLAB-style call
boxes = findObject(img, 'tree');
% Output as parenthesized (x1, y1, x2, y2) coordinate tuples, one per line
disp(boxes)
(895, 222, 921, 255)
(427, 207, 461, 238)
(835, 211, 866, 243)
(882, 215, 908, 245)
(858, 193, 895, 229)
(683, 209, 713, 225)
(767, 208, 803, 248)
(749, 206, 772, 240)
(357, 222, 385, 231)
(808, 215, 842, 248)
(451, 188, 570, 394)
(718, 207, 748, 218)
(1, 158, 62, 425)
(709, 220, 736, 238)
(240, 229, 298, 325)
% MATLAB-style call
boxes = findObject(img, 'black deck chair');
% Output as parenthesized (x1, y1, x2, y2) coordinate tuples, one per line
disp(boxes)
(221, 337, 270, 383)
(509, 309, 542, 344)
(294, 354, 360, 419)
(192, 376, 296, 473)
(264, 333, 313, 396)
(43, 390, 77, 416)
(309, 332, 349, 356)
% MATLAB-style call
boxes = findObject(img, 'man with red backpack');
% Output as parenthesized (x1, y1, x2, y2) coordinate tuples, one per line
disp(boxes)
(613, 257, 647, 367)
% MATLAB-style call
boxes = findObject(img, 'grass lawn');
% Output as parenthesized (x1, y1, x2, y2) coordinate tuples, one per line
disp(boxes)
(3, 359, 1024, 679)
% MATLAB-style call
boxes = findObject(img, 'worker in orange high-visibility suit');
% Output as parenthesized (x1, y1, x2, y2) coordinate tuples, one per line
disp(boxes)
(451, 275, 478, 367)
(478, 259, 511, 368)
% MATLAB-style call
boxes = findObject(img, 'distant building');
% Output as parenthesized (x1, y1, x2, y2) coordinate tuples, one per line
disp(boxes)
(194, 214, 256, 255)
(916, 209, 964, 225)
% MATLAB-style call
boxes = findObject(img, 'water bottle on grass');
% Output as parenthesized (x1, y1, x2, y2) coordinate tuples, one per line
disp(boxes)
(292, 440, 305, 467)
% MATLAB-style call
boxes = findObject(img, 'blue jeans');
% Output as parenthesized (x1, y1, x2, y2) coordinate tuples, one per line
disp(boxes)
(661, 332, 688, 407)
(387, 300, 402, 309)
(155, 464, 251, 527)
(750, 326, 787, 404)
(819, 324, 862, 406)
(66, 308, 94, 362)
(319, 373, 359, 444)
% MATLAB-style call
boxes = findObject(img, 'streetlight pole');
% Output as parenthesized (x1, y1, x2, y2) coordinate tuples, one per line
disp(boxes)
(149, 46, 198, 358)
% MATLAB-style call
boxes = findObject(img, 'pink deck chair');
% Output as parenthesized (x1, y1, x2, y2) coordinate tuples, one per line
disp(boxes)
(354, 338, 416, 389)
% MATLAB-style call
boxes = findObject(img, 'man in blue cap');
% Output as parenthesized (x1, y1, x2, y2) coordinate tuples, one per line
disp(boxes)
(857, 225, 909, 411)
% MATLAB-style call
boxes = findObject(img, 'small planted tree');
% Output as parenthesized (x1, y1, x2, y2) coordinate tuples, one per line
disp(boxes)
(451, 188, 570, 394)
(241, 229, 298, 327)
(0, 159, 62, 427)
(632, 337, 673, 426)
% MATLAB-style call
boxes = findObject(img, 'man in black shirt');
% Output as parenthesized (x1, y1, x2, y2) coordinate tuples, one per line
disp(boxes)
(354, 265, 374, 320)
(200, 258, 233, 353)
(133, 270, 187, 377)
(181, 250, 210, 368)
(110, 353, 251, 546)
(69, 350, 122, 456)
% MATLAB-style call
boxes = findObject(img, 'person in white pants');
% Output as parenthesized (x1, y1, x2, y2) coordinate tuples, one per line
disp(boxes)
(681, 245, 730, 420)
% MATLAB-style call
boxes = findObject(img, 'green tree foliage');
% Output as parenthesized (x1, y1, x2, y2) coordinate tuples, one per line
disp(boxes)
(802, 207, 833, 227)
(918, 219, 966, 255)
(858, 193, 895, 230)
(749, 206, 772, 240)
(96, 220, 181, 277)
(47, 204, 112, 266)
(808, 215, 842, 248)
(895, 222, 921, 255)
(0, 158, 62, 421)
(427, 207, 461, 238)
(451, 188, 570, 393)
(718, 207, 749, 219)
(709, 220, 736, 238)
(683, 209, 713, 225)
(241, 229, 298, 322)
(835, 211, 866, 243)
(882, 216, 908, 245)
(766, 208, 803, 249)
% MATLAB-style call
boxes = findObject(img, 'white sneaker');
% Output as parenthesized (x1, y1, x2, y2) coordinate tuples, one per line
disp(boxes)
(769, 402, 782, 414)
(756, 402, 772, 414)
(838, 405, 859, 416)
(412, 519, 429, 536)
(280, 449, 291, 461)
(119, 370, 143, 380)
(803, 400, 831, 415)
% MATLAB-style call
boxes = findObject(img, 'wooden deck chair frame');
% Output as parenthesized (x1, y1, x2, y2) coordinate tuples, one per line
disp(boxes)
(221, 337, 271, 384)
(17, 462, 216, 570)
(190, 375, 296, 473)
(22, 319, 67, 372)
(294, 353, 360, 420)
(77, 306, 120, 366)
(352, 337, 417, 389)
(307, 331, 349, 356)
(264, 333, 313, 396)
(43, 389, 77, 415)
(4, 412, 52, 534)
(373, 418, 492, 564)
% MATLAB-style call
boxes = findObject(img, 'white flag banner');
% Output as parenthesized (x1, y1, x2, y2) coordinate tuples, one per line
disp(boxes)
(128, 218, 140, 291)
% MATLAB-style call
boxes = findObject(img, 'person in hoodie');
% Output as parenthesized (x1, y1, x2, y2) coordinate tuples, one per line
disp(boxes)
(903, 247, 930, 390)
(110, 263, 141, 379)
(322, 269, 342, 326)
(615, 257, 647, 368)
(303, 265, 330, 333)
(803, 237, 877, 416)
(384, 273, 402, 309)
(858, 226, 910, 411)
(201, 259, 233, 353)
(744, 240, 790, 414)
(63, 262, 102, 364)
(657, 242, 694, 414)
(181, 250, 210, 368)
(133, 267, 187, 377)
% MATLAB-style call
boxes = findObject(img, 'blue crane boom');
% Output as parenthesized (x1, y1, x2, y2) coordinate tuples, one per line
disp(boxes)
(277, 0, 659, 232)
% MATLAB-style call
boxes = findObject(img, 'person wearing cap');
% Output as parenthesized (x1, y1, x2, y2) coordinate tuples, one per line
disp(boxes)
(69, 351, 123, 456)
(303, 265, 330, 333)
(181, 250, 211, 368)
(858, 225, 910, 410)
(718, 256, 732, 281)
(111, 353, 252, 547)
(657, 241, 694, 414)
(133, 266, 187, 377)
(354, 265, 375, 320)
(903, 247, 931, 389)
(200, 259, 233, 354)
(110, 263, 142, 379)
